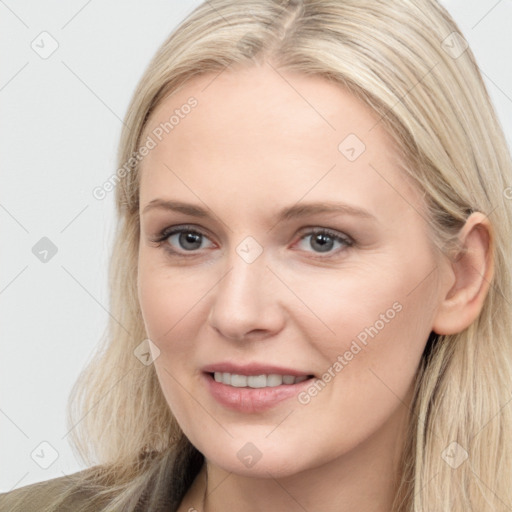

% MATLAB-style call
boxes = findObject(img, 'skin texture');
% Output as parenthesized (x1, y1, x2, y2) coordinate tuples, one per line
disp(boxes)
(137, 62, 493, 512)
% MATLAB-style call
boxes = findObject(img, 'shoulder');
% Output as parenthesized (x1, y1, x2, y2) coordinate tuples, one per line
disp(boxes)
(0, 444, 204, 512)
(0, 469, 96, 512)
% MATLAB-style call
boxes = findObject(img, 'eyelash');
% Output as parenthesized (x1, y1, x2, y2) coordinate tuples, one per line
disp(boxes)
(151, 224, 354, 260)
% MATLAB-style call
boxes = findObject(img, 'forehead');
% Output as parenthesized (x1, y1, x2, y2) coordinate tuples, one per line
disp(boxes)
(139, 63, 423, 225)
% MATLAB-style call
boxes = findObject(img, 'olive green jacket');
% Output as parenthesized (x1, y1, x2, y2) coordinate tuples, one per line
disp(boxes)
(0, 445, 204, 512)
(0, 471, 98, 512)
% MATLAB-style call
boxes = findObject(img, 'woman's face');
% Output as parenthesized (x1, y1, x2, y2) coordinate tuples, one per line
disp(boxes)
(137, 63, 451, 477)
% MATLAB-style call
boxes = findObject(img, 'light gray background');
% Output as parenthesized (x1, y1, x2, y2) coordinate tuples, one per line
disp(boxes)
(1, 0, 511, 492)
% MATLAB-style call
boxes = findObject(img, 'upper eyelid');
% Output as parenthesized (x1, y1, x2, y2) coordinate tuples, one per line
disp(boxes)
(158, 225, 214, 242)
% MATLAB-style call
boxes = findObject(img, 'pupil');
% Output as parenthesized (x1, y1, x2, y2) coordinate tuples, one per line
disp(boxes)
(180, 232, 202, 250)
(312, 233, 333, 253)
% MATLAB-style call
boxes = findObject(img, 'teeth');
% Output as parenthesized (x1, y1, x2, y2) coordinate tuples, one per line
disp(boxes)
(231, 374, 247, 387)
(267, 374, 283, 386)
(213, 372, 310, 388)
(247, 375, 267, 388)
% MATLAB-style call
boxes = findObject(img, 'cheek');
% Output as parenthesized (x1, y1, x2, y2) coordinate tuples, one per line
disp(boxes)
(137, 261, 202, 422)
(288, 289, 430, 459)
(137, 257, 203, 344)
(294, 260, 436, 399)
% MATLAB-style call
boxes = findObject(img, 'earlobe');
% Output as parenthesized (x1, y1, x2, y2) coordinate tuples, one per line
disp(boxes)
(432, 212, 494, 336)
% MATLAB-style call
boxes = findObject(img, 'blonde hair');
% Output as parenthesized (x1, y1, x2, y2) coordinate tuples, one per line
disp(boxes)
(27, 0, 512, 510)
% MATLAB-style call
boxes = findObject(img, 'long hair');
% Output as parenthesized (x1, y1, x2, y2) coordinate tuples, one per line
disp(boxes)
(28, 0, 512, 510)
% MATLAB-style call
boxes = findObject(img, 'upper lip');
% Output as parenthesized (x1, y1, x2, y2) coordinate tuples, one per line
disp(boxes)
(202, 362, 314, 377)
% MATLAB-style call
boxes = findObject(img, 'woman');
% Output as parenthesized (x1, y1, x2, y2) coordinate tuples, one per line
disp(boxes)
(2, 0, 511, 510)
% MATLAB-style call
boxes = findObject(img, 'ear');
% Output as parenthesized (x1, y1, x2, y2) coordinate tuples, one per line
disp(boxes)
(432, 212, 494, 335)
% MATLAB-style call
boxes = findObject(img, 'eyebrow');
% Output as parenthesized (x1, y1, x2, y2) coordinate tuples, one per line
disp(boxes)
(142, 199, 376, 222)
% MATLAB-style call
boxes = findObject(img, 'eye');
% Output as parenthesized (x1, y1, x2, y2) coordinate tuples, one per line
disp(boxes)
(153, 225, 215, 255)
(294, 228, 353, 257)
(151, 225, 354, 259)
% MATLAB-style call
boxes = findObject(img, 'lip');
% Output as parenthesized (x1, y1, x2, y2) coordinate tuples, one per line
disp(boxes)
(201, 362, 313, 377)
(201, 363, 315, 413)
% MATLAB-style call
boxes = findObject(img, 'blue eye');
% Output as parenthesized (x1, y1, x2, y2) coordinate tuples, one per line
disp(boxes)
(295, 228, 353, 257)
(153, 225, 353, 259)
(159, 226, 214, 253)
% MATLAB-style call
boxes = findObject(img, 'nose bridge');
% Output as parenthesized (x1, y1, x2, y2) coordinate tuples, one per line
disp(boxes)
(208, 238, 282, 340)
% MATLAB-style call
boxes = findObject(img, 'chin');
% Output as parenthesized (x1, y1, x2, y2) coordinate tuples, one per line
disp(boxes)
(198, 439, 317, 479)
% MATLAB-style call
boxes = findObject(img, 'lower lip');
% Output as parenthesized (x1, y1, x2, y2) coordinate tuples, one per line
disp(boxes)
(202, 372, 314, 413)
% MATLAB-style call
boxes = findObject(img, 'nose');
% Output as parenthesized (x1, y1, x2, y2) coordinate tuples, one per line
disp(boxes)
(207, 247, 285, 342)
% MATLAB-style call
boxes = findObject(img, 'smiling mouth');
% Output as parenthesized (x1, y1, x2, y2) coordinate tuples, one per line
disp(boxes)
(207, 372, 315, 388)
